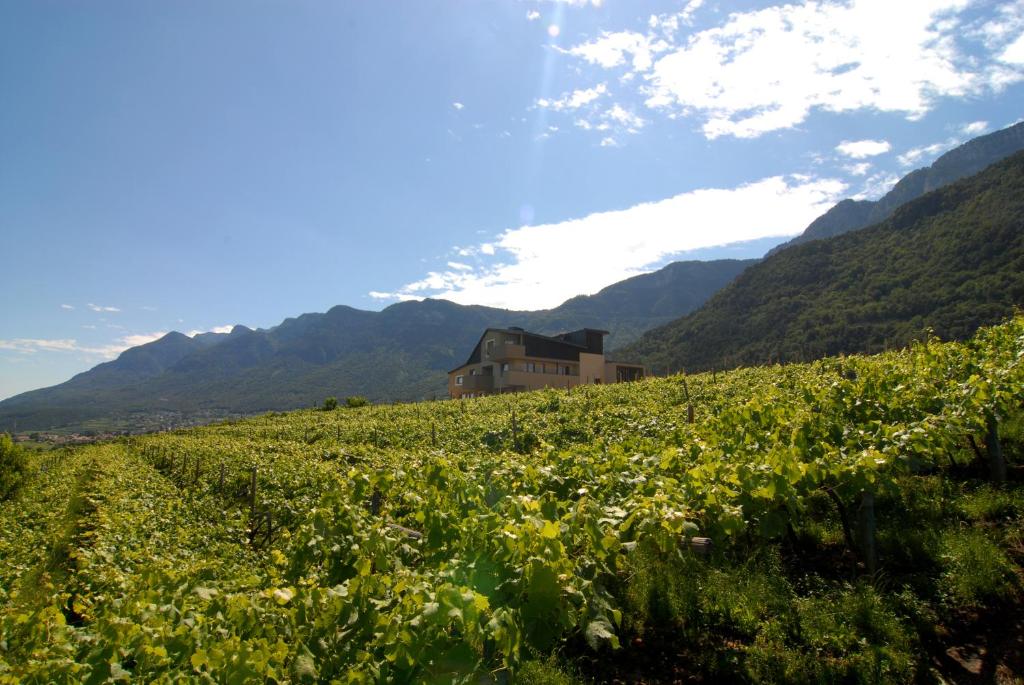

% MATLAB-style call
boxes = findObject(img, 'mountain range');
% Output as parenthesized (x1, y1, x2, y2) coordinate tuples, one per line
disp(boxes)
(3, 121, 1023, 434)
(0, 259, 753, 432)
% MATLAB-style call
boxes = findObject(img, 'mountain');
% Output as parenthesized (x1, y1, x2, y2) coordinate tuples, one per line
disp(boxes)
(766, 121, 1024, 256)
(0, 259, 754, 433)
(619, 151, 1024, 374)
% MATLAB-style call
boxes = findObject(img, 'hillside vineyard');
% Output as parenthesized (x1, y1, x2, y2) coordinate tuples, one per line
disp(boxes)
(1, 317, 1022, 682)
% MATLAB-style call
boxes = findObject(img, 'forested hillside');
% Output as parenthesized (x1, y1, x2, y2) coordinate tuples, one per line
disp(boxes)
(766, 120, 1024, 255)
(622, 151, 1024, 374)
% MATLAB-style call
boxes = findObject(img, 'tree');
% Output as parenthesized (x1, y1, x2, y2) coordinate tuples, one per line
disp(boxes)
(0, 433, 27, 500)
(322, 397, 339, 411)
(345, 396, 369, 408)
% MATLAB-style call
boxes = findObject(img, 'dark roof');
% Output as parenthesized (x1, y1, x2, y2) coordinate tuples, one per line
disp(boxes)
(449, 327, 610, 372)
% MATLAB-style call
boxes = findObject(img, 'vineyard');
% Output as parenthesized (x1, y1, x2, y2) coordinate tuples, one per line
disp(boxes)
(2, 318, 1023, 683)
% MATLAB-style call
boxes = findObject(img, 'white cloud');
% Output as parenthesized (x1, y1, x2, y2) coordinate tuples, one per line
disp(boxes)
(536, 83, 607, 110)
(0, 338, 80, 354)
(60, 304, 74, 310)
(447, 261, 473, 271)
(962, 120, 989, 135)
(566, 30, 669, 71)
(844, 162, 872, 176)
(527, 10, 541, 21)
(121, 332, 168, 347)
(1003, 32, 1024, 63)
(87, 303, 120, 313)
(897, 136, 962, 167)
(377, 174, 845, 309)
(452, 102, 464, 110)
(0, 331, 167, 360)
(567, 0, 1022, 139)
(600, 136, 619, 147)
(604, 103, 646, 131)
(573, 103, 645, 139)
(835, 139, 892, 158)
(853, 171, 902, 200)
(185, 325, 233, 337)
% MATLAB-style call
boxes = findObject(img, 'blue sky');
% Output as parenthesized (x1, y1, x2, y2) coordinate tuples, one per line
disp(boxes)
(1, 0, 1023, 400)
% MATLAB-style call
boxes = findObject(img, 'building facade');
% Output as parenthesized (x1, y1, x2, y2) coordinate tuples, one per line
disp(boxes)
(448, 327, 646, 399)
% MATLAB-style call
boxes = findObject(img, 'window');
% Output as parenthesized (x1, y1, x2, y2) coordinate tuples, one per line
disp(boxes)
(505, 336, 519, 345)
(526, 362, 536, 373)
(470, 368, 478, 376)
(455, 375, 464, 385)
(485, 339, 494, 358)
(501, 363, 510, 373)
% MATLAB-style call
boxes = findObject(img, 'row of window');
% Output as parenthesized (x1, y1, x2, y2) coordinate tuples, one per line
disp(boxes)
(454, 362, 576, 385)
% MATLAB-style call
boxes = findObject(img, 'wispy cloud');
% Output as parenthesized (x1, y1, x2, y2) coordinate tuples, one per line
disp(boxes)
(452, 102, 464, 110)
(835, 139, 892, 159)
(185, 325, 233, 337)
(843, 162, 873, 176)
(373, 174, 845, 309)
(60, 304, 74, 310)
(87, 303, 120, 313)
(897, 136, 962, 167)
(526, 10, 540, 21)
(0, 331, 167, 359)
(536, 83, 607, 110)
(961, 120, 989, 135)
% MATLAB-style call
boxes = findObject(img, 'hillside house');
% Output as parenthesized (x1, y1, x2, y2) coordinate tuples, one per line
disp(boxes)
(448, 327, 645, 399)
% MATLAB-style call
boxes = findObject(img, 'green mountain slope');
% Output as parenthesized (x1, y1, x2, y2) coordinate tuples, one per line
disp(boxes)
(620, 151, 1024, 373)
(0, 259, 754, 432)
(766, 121, 1024, 256)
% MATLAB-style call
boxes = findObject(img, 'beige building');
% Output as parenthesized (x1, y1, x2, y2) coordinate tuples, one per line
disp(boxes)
(448, 327, 645, 399)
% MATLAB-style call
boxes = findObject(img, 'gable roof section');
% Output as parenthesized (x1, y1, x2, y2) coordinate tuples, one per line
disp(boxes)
(450, 327, 609, 372)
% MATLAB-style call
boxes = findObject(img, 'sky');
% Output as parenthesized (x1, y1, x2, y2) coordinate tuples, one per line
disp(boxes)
(1, 0, 1023, 400)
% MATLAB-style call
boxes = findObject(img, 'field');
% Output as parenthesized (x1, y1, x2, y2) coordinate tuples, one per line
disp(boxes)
(2, 318, 1023, 683)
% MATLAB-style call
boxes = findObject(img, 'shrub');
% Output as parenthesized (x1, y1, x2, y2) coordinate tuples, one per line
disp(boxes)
(322, 397, 339, 411)
(345, 396, 369, 409)
(0, 433, 27, 500)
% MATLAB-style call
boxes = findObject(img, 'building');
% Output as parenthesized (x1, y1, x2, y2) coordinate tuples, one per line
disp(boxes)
(448, 327, 646, 399)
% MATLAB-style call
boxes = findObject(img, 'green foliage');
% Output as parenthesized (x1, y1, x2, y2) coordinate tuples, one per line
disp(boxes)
(0, 318, 1021, 682)
(345, 395, 369, 408)
(744, 585, 917, 684)
(321, 396, 338, 411)
(937, 528, 1017, 606)
(0, 433, 26, 500)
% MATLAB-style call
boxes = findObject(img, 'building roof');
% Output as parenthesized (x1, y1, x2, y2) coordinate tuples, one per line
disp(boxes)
(449, 327, 610, 373)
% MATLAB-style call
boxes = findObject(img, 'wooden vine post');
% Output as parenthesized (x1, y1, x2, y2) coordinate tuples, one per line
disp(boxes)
(218, 462, 225, 493)
(511, 409, 519, 451)
(249, 466, 258, 542)
(681, 376, 694, 424)
(987, 414, 1006, 483)
(858, 490, 877, 576)
(431, 422, 437, 447)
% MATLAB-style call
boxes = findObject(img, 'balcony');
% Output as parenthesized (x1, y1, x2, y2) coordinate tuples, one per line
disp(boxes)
(459, 375, 494, 392)
(483, 342, 525, 361)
